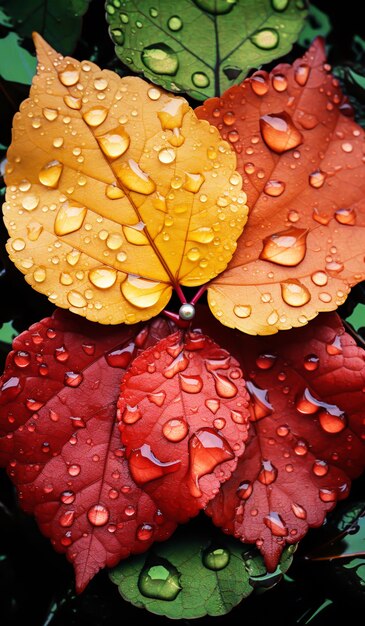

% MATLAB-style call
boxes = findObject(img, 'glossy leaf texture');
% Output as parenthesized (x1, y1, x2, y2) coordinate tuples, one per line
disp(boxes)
(1, 0, 91, 55)
(196, 38, 365, 335)
(3, 35, 247, 325)
(106, 0, 307, 100)
(118, 329, 250, 522)
(196, 309, 365, 571)
(0, 310, 177, 592)
(109, 523, 295, 619)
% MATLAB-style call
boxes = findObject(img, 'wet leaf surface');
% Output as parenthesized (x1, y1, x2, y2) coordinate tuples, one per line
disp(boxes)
(197, 39, 365, 334)
(3, 35, 247, 324)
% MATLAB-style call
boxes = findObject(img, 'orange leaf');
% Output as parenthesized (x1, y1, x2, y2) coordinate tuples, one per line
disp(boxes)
(3, 34, 248, 324)
(196, 38, 365, 335)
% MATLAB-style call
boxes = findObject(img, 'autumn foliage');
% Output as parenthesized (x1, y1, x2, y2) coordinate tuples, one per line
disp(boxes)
(1, 33, 365, 597)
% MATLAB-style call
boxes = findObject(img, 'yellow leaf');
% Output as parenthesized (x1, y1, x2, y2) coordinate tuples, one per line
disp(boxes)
(3, 35, 248, 324)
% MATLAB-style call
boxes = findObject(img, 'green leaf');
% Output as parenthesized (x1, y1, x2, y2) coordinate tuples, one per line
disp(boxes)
(0, 321, 17, 346)
(106, 0, 307, 100)
(298, 3, 331, 49)
(109, 524, 295, 619)
(1, 0, 91, 55)
(346, 303, 365, 332)
(0, 33, 36, 84)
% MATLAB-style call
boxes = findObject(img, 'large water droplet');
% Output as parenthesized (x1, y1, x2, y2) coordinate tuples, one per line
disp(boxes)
(194, 0, 236, 14)
(271, 0, 289, 11)
(128, 443, 180, 484)
(318, 409, 347, 434)
(87, 504, 109, 526)
(117, 159, 156, 194)
(250, 72, 269, 96)
(14, 351, 31, 368)
(89, 267, 117, 289)
(97, 126, 130, 159)
(192, 71, 210, 88)
(180, 374, 203, 394)
(260, 112, 303, 153)
(264, 512, 288, 536)
(188, 428, 234, 497)
(334, 208, 356, 225)
(202, 546, 230, 570)
(251, 28, 279, 50)
(60, 490, 75, 505)
(141, 44, 179, 75)
(183, 172, 205, 193)
(237, 480, 253, 500)
(264, 179, 285, 196)
(64, 94, 81, 110)
(260, 227, 308, 266)
(164, 350, 189, 378)
(138, 557, 181, 600)
(294, 63, 310, 86)
(256, 353, 276, 370)
(212, 373, 238, 398)
(122, 404, 141, 424)
(258, 460, 278, 485)
(189, 227, 214, 244)
(246, 381, 272, 420)
(233, 304, 251, 318)
(281, 279, 311, 306)
(121, 274, 165, 308)
(162, 418, 188, 442)
(59, 64, 80, 86)
(54, 201, 87, 236)
(39, 160, 63, 188)
(158, 147, 176, 164)
(123, 222, 149, 245)
(309, 169, 326, 188)
(157, 98, 188, 130)
(67, 291, 87, 308)
(312, 459, 329, 477)
(83, 106, 108, 127)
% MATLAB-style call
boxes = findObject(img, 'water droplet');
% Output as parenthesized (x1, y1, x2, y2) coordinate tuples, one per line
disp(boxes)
(277, 425, 289, 437)
(122, 222, 148, 245)
(294, 440, 308, 456)
(212, 373, 238, 398)
(256, 353, 276, 370)
(309, 169, 326, 189)
(237, 480, 253, 500)
(128, 444, 180, 484)
(14, 351, 31, 368)
(205, 399, 220, 414)
(122, 404, 142, 424)
(294, 63, 310, 86)
(341, 142, 353, 153)
(168, 15, 183, 31)
(192, 71, 210, 88)
(121, 274, 165, 309)
(138, 558, 181, 601)
(203, 547, 230, 570)
(21, 194, 39, 211)
(233, 304, 251, 318)
(251, 28, 279, 50)
(157, 98, 187, 131)
(264, 180, 285, 196)
(136, 523, 153, 541)
(83, 106, 108, 127)
(0, 376, 22, 401)
(61, 532, 72, 547)
(311, 271, 328, 286)
(89, 267, 117, 289)
(246, 381, 272, 420)
(272, 73, 287, 92)
(260, 112, 303, 153)
(142, 44, 179, 75)
(64, 371, 83, 387)
(43, 107, 58, 121)
(68, 464, 81, 477)
(59, 510, 75, 527)
(334, 207, 356, 225)
(281, 279, 311, 306)
(116, 159, 156, 194)
(188, 428, 234, 497)
(54, 201, 87, 236)
(148, 391, 166, 406)
(164, 350, 189, 378)
(87, 504, 109, 526)
(326, 335, 342, 355)
(250, 73, 269, 96)
(33, 266, 46, 283)
(162, 418, 188, 442)
(39, 160, 63, 188)
(53, 137, 64, 148)
(318, 409, 347, 433)
(60, 490, 75, 505)
(189, 227, 214, 244)
(64, 95, 82, 110)
(67, 291, 87, 308)
(319, 488, 337, 503)
(147, 87, 161, 101)
(264, 512, 288, 536)
(303, 354, 319, 371)
(180, 374, 203, 394)
(291, 502, 307, 519)
(94, 77, 108, 91)
(97, 127, 130, 159)
(260, 227, 308, 266)
(312, 460, 329, 477)
(26, 221, 43, 241)
(258, 460, 278, 485)
(271, 0, 290, 11)
(158, 147, 176, 164)
(59, 64, 80, 86)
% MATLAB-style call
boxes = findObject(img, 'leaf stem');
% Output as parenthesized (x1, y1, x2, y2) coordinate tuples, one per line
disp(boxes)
(162, 309, 190, 328)
(175, 283, 187, 304)
(190, 284, 208, 306)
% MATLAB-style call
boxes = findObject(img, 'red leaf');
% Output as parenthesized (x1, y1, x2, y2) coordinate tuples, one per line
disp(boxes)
(0, 311, 176, 591)
(196, 38, 365, 334)
(197, 310, 365, 570)
(118, 330, 250, 522)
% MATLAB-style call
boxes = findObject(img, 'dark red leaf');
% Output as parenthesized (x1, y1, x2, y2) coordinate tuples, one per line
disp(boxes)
(196, 38, 365, 335)
(118, 330, 250, 522)
(0, 311, 176, 591)
(194, 309, 365, 571)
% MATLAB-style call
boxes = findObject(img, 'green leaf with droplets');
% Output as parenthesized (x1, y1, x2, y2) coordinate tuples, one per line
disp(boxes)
(0, 0, 91, 55)
(106, 0, 307, 100)
(0, 33, 36, 85)
(298, 3, 331, 49)
(109, 523, 295, 619)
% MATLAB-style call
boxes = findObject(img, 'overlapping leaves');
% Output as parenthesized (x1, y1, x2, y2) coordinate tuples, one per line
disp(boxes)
(3, 35, 247, 325)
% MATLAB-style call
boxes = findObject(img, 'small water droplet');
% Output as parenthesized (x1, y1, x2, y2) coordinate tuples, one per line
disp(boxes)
(264, 512, 288, 536)
(260, 227, 308, 266)
(212, 372, 238, 398)
(250, 72, 269, 96)
(326, 335, 342, 355)
(43, 107, 58, 121)
(319, 409, 347, 433)
(94, 77, 108, 91)
(68, 464, 81, 477)
(341, 142, 353, 153)
(309, 169, 326, 189)
(142, 43, 179, 75)
(237, 480, 253, 500)
(89, 267, 117, 289)
(67, 291, 87, 308)
(64, 95, 82, 110)
(272, 73, 287, 92)
(291, 502, 307, 519)
(97, 126, 130, 159)
(189, 226, 214, 244)
(14, 351, 31, 368)
(168, 15, 183, 31)
(188, 428, 234, 497)
(256, 353, 276, 370)
(260, 112, 303, 153)
(148, 391, 166, 406)
(192, 71, 210, 88)
(203, 546, 230, 570)
(246, 381, 272, 420)
(258, 460, 278, 485)
(294, 440, 308, 456)
(39, 160, 63, 188)
(59, 510, 75, 527)
(294, 63, 310, 86)
(334, 207, 356, 225)
(54, 201, 87, 236)
(281, 279, 311, 306)
(158, 147, 176, 164)
(162, 418, 188, 442)
(264, 180, 285, 196)
(87, 504, 109, 526)
(319, 488, 337, 503)
(64, 371, 83, 387)
(59, 64, 80, 86)
(311, 271, 328, 286)
(251, 28, 279, 50)
(303, 354, 319, 371)
(180, 374, 203, 394)
(312, 459, 329, 477)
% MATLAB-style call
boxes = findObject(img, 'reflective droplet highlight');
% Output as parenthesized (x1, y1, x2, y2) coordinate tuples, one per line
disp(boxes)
(260, 112, 303, 153)
(260, 227, 308, 266)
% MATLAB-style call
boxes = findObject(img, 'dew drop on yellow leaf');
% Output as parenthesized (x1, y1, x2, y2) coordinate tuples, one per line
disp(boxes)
(2, 34, 248, 324)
